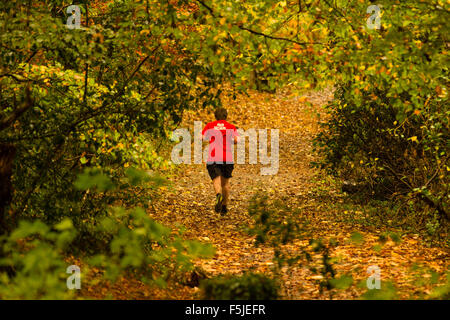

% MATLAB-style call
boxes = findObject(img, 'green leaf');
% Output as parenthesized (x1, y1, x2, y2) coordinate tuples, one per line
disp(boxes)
(54, 218, 73, 231)
(350, 232, 364, 244)
(74, 168, 115, 192)
(329, 274, 353, 290)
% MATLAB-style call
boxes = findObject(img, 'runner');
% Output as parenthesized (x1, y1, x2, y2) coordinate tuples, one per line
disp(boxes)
(201, 108, 239, 215)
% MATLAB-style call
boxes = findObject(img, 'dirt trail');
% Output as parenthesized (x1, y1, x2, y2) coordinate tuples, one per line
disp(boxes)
(149, 87, 449, 299)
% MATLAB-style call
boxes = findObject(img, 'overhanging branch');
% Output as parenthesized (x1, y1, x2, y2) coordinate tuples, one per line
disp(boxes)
(0, 86, 34, 132)
(196, 0, 324, 46)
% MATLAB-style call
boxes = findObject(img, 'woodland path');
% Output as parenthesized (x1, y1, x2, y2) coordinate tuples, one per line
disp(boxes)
(149, 87, 449, 299)
(85, 87, 449, 299)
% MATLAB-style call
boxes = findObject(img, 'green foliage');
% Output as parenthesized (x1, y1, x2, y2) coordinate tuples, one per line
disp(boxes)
(0, 219, 76, 299)
(308, 239, 338, 294)
(329, 274, 353, 290)
(429, 272, 450, 300)
(246, 193, 340, 295)
(247, 193, 307, 247)
(0, 168, 214, 298)
(349, 232, 364, 245)
(0, 0, 447, 300)
(312, 1, 449, 228)
(359, 281, 398, 300)
(74, 168, 116, 192)
(61, 165, 168, 253)
(73, 167, 215, 286)
(90, 206, 215, 286)
(200, 273, 279, 300)
(0, 0, 233, 228)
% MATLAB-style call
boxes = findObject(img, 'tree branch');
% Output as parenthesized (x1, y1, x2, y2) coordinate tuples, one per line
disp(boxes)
(196, 0, 324, 46)
(0, 86, 34, 132)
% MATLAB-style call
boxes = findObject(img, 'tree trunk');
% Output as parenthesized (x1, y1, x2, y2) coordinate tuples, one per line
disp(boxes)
(0, 143, 16, 235)
(0, 143, 16, 277)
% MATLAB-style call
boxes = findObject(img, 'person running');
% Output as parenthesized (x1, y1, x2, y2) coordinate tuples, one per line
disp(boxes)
(201, 108, 239, 215)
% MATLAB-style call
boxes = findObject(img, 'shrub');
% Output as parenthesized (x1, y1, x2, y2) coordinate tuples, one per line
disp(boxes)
(200, 273, 279, 300)
(312, 1, 449, 231)
(89, 206, 215, 287)
(0, 219, 76, 299)
(0, 168, 215, 298)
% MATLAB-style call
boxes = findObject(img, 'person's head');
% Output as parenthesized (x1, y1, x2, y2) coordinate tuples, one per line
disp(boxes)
(214, 107, 228, 121)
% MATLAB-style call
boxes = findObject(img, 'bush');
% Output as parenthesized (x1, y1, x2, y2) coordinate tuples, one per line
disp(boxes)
(89, 206, 215, 287)
(314, 81, 448, 230)
(200, 273, 279, 300)
(0, 168, 215, 298)
(0, 219, 76, 299)
(75, 168, 216, 287)
(312, 1, 449, 232)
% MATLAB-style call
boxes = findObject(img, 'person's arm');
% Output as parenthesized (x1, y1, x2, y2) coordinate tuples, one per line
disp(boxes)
(233, 127, 240, 144)
(201, 125, 208, 142)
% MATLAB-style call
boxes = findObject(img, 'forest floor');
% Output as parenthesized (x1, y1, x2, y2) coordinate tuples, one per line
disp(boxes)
(82, 86, 449, 300)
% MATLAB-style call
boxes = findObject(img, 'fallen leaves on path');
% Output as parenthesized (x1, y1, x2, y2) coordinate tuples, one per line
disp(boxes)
(83, 85, 449, 299)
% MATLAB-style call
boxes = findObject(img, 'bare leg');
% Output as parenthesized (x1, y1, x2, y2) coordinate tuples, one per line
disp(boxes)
(221, 177, 230, 205)
(212, 176, 222, 195)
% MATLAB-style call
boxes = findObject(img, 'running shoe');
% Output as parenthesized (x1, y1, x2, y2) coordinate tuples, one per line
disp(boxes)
(214, 193, 223, 213)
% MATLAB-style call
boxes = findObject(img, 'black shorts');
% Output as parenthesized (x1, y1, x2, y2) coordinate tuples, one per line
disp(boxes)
(206, 163, 234, 180)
